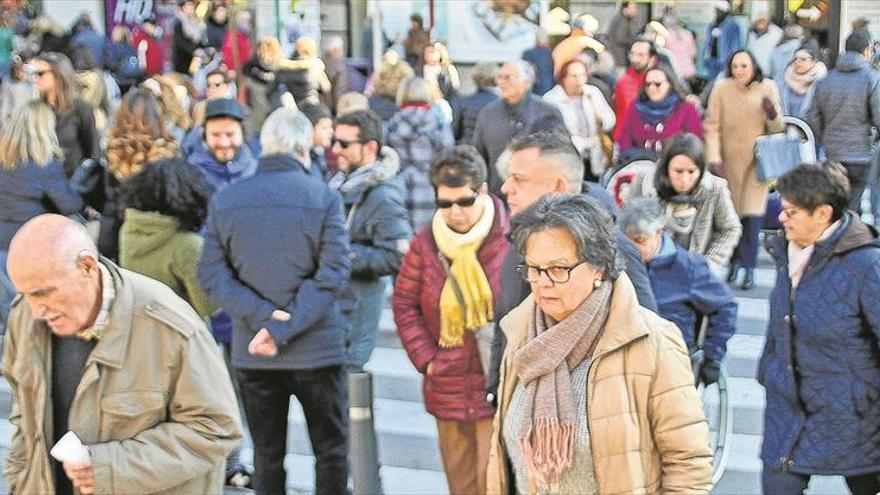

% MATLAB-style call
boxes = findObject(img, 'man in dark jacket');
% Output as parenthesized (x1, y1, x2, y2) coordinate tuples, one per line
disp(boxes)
(328, 110, 412, 371)
(620, 197, 737, 385)
(521, 29, 554, 96)
(484, 130, 657, 404)
(806, 29, 880, 213)
(760, 163, 880, 493)
(198, 108, 351, 494)
(607, 1, 639, 69)
(451, 62, 498, 145)
(183, 98, 257, 195)
(471, 59, 566, 195)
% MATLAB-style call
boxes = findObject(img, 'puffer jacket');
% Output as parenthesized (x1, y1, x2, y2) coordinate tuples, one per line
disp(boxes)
(806, 51, 880, 164)
(384, 106, 454, 228)
(487, 274, 714, 495)
(331, 146, 412, 283)
(760, 212, 880, 475)
(2, 261, 242, 494)
(392, 195, 508, 421)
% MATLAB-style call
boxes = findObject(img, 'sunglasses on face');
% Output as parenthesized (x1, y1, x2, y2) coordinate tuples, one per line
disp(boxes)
(645, 81, 667, 88)
(436, 192, 478, 209)
(332, 138, 362, 149)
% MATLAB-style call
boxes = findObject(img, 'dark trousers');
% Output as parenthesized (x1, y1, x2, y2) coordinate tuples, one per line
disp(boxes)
(843, 161, 871, 213)
(733, 216, 763, 269)
(762, 465, 880, 495)
(238, 366, 349, 495)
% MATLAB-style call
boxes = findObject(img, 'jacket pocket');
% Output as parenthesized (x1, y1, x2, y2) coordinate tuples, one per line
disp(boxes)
(99, 391, 167, 440)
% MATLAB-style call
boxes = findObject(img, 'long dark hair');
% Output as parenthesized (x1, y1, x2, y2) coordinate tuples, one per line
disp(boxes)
(654, 133, 706, 200)
(638, 64, 685, 102)
(116, 157, 212, 232)
(726, 49, 764, 85)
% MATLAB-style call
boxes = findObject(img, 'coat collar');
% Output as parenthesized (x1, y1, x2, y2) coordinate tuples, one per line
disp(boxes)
(86, 259, 134, 370)
(766, 211, 879, 267)
(257, 153, 311, 175)
(500, 272, 649, 357)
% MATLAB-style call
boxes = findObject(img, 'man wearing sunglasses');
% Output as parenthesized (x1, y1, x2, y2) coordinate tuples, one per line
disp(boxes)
(328, 110, 412, 372)
(485, 130, 657, 406)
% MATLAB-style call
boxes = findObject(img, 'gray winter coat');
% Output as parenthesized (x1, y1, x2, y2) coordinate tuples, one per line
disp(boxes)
(806, 51, 880, 163)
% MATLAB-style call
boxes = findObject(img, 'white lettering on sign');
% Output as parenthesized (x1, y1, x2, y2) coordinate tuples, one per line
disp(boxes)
(114, 0, 154, 25)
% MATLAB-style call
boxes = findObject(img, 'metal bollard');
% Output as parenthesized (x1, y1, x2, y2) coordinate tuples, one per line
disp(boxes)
(349, 372, 382, 495)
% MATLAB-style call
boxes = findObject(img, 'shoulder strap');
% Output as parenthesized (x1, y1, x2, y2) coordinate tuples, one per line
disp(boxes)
(438, 252, 467, 310)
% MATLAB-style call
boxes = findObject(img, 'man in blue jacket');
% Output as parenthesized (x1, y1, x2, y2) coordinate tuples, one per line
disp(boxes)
(702, 1, 741, 81)
(806, 29, 880, 214)
(198, 106, 351, 495)
(620, 197, 738, 385)
(328, 110, 412, 372)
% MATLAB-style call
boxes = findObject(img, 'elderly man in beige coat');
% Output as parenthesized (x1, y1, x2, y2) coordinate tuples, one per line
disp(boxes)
(3, 214, 241, 495)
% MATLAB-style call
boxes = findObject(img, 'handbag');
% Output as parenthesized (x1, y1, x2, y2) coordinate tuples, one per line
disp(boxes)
(754, 132, 802, 182)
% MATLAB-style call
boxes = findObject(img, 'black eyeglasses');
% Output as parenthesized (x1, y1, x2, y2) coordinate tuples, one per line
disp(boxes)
(436, 192, 478, 209)
(332, 137, 362, 149)
(516, 261, 586, 284)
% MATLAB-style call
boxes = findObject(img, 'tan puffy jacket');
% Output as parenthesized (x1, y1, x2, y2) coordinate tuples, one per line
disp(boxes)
(486, 274, 713, 495)
(2, 262, 242, 495)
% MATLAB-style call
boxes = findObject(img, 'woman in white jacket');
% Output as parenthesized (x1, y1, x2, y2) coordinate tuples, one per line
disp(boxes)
(543, 58, 615, 181)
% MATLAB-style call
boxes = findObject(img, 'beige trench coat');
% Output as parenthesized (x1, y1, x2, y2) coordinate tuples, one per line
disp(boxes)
(704, 78, 784, 217)
(2, 262, 242, 494)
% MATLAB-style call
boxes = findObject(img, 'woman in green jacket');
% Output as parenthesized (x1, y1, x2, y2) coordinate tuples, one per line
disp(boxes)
(117, 156, 216, 318)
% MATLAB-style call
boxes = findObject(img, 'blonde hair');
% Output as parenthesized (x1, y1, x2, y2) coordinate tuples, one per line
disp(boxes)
(375, 56, 414, 99)
(147, 75, 192, 131)
(295, 37, 319, 59)
(257, 36, 282, 67)
(336, 92, 369, 116)
(111, 25, 131, 44)
(0, 100, 62, 169)
(396, 77, 432, 106)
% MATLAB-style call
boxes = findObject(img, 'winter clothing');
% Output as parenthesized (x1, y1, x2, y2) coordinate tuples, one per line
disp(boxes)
(472, 93, 567, 195)
(2, 260, 242, 495)
(198, 153, 351, 371)
(0, 79, 32, 124)
(544, 84, 616, 176)
(384, 107, 455, 228)
(617, 97, 704, 155)
(328, 147, 412, 368)
(770, 38, 801, 83)
(666, 27, 698, 79)
(613, 67, 648, 137)
(647, 234, 738, 362)
(55, 98, 101, 178)
(704, 77, 784, 217)
(451, 89, 498, 145)
(630, 169, 742, 269)
(242, 58, 277, 132)
(393, 195, 509, 422)
(368, 94, 399, 121)
(487, 275, 714, 494)
(703, 14, 741, 81)
(760, 213, 880, 477)
(806, 51, 880, 164)
(747, 24, 784, 75)
(777, 62, 827, 120)
(172, 13, 205, 74)
(119, 208, 216, 318)
(522, 45, 555, 95)
(322, 57, 348, 113)
(607, 13, 639, 67)
(131, 27, 166, 77)
(206, 16, 227, 51)
(0, 159, 82, 250)
(183, 130, 257, 195)
(70, 27, 106, 68)
(221, 29, 250, 75)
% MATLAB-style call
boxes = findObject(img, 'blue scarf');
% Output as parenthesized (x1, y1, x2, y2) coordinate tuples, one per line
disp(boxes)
(635, 93, 680, 126)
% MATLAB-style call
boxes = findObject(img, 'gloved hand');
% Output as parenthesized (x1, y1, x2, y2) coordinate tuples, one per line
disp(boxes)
(762, 96, 778, 120)
(699, 359, 722, 385)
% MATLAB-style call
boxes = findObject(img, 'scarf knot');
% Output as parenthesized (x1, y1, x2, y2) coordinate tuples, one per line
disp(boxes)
(513, 281, 612, 492)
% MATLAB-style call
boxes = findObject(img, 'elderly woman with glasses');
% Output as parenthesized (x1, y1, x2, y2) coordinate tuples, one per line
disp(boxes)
(393, 145, 509, 495)
(486, 193, 713, 495)
(760, 163, 880, 494)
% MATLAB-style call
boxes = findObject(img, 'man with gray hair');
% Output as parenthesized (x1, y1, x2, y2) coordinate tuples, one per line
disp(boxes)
(198, 105, 352, 494)
(619, 197, 737, 386)
(485, 130, 657, 404)
(472, 59, 566, 195)
(322, 35, 349, 113)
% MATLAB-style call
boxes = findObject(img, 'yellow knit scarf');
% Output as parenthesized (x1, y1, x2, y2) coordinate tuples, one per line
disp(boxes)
(432, 195, 496, 348)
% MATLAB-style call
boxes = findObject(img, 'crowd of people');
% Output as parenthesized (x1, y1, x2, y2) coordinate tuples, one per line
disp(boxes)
(1, 0, 880, 494)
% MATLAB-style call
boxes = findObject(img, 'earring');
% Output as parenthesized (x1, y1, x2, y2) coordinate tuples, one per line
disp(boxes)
(593, 279, 602, 289)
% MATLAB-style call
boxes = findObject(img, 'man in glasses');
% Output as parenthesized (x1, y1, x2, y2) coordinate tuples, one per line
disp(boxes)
(328, 110, 412, 372)
(472, 59, 566, 196)
(485, 130, 657, 405)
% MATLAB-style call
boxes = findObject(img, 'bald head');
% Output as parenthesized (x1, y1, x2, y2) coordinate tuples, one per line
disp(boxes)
(8, 214, 102, 337)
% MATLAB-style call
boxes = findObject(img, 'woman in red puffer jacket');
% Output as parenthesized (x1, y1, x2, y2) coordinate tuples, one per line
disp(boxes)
(392, 145, 508, 495)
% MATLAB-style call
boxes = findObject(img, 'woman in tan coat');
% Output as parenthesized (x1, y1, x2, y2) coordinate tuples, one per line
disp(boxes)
(486, 193, 713, 495)
(704, 49, 783, 290)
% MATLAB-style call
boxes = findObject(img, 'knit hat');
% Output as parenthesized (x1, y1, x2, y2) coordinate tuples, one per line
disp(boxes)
(714, 1, 731, 13)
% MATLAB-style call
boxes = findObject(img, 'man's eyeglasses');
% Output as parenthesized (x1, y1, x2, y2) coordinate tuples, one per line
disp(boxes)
(516, 261, 586, 284)
(332, 138, 362, 149)
(496, 74, 523, 83)
(436, 192, 478, 209)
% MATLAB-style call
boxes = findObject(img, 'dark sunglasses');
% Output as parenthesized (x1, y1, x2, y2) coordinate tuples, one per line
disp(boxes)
(332, 137, 362, 149)
(436, 193, 478, 209)
(645, 81, 667, 88)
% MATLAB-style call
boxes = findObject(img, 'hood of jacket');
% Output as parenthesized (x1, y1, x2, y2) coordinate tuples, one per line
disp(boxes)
(185, 134, 257, 191)
(835, 51, 869, 73)
(766, 211, 879, 264)
(330, 146, 401, 203)
(120, 209, 185, 258)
